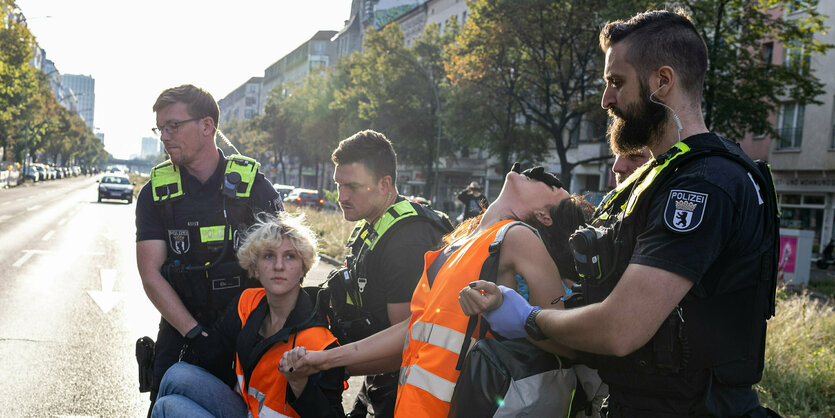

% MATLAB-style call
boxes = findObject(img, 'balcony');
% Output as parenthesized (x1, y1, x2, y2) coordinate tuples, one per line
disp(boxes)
(776, 126, 803, 149)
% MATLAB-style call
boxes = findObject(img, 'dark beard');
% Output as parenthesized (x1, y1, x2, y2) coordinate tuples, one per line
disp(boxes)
(607, 84, 668, 156)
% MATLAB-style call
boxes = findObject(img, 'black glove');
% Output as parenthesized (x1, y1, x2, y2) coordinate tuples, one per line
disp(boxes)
(181, 325, 225, 367)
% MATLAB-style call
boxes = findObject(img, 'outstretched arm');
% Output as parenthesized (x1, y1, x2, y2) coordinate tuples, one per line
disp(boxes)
(280, 319, 410, 378)
(459, 263, 693, 356)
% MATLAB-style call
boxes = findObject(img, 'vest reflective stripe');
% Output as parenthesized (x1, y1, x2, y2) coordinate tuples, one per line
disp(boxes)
(234, 376, 292, 418)
(624, 142, 690, 216)
(395, 220, 514, 418)
(400, 364, 457, 403)
(225, 154, 260, 199)
(410, 321, 475, 355)
(150, 160, 184, 202)
(150, 154, 259, 202)
(351, 199, 419, 251)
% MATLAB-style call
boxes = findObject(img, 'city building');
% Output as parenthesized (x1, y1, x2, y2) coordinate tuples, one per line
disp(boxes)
(140, 137, 161, 160)
(259, 31, 338, 116)
(747, 2, 835, 255)
(333, 0, 422, 57)
(218, 77, 263, 125)
(62, 74, 95, 131)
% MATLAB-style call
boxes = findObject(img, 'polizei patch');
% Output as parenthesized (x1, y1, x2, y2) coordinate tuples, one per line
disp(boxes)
(664, 189, 708, 233)
(168, 229, 190, 254)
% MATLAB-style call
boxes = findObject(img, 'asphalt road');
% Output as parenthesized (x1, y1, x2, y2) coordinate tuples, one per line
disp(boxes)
(0, 176, 361, 417)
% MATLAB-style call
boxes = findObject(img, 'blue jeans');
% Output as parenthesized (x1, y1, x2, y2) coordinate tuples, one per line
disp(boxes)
(152, 362, 247, 418)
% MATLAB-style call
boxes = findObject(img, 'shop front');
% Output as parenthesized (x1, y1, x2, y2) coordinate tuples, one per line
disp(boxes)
(773, 171, 835, 256)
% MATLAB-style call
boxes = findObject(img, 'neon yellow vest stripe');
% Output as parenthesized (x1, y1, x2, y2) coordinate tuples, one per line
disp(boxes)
(150, 154, 259, 202)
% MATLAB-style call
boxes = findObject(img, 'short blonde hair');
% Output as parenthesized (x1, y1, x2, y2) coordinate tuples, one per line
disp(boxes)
(237, 212, 319, 281)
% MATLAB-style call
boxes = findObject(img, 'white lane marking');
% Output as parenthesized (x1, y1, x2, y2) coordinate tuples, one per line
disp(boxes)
(0, 214, 11, 223)
(87, 269, 122, 313)
(12, 250, 105, 267)
(12, 251, 36, 267)
(0, 201, 9, 206)
(42, 230, 55, 241)
(27, 204, 42, 212)
(58, 218, 67, 226)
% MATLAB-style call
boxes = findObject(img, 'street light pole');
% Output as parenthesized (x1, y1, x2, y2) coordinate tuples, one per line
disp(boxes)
(388, 49, 442, 205)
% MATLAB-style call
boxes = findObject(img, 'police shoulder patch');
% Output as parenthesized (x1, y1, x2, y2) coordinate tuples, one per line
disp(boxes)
(663, 189, 708, 233)
(168, 229, 190, 254)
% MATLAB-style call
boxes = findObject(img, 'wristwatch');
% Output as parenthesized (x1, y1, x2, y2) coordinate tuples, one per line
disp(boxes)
(524, 308, 547, 341)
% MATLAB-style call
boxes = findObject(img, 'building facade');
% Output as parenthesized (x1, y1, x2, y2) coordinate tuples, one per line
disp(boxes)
(769, 2, 835, 255)
(259, 30, 338, 116)
(140, 137, 161, 160)
(218, 77, 263, 125)
(62, 74, 95, 131)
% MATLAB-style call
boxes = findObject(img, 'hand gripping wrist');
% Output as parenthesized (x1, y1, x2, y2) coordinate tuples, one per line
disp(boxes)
(482, 285, 537, 339)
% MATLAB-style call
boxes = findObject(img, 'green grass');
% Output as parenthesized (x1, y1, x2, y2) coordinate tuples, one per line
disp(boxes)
(808, 279, 835, 299)
(128, 173, 149, 197)
(287, 206, 353, 261)
(757, 287, 835, 417)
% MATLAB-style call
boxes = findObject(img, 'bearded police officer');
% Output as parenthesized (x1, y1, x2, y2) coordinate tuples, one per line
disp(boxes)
(329, 130, 451, 418)
(135, 85, 281, 408)
(460, 10, 779, 417)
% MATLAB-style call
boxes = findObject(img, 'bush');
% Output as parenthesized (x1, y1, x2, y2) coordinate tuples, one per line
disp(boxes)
(757, 288, 835, 417)
(288, 205, 353, 261)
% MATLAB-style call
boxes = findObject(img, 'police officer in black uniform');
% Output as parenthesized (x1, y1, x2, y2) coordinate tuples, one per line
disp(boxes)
(460, 10, 779, 417)
(329, 130, 451, 418)
(135, 84, 280, 408)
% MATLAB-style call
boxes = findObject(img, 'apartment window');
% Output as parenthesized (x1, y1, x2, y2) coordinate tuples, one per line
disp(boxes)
(831, 96, 835, 148)
(777, 102, 804, 149)
(761, 41, 774, 64)
(783, 38, 811, 74)
(462, 11, 467, 24)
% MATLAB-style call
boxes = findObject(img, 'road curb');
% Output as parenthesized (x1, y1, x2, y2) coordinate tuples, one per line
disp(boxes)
(319, 253, 342, 267)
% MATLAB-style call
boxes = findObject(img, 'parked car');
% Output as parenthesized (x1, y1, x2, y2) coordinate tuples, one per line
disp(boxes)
(32, 164, 48, 181)
(24, 166, 40, 182)
(283, 188, 324, 209)
(272, 184, 295, 200)
(98, 174, 135, 203)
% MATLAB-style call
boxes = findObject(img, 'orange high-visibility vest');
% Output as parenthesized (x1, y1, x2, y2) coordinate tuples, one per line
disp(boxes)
(235, 288, 337, 418)
(394, 220, 514, 417)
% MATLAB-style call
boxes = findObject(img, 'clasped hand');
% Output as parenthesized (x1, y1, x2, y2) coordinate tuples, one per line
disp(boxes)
(459, 281, 536, 340)
(278, 346, 324, 380)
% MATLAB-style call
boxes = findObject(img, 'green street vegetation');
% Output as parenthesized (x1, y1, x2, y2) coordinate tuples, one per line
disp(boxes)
(290, 206, 835, 417)
(759, 288, 835, 417)
(220, 0, 830, 196)
(1, 0, 109, 170)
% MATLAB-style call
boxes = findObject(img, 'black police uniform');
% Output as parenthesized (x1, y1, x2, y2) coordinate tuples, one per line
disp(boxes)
(334, 197, 448, 418)
(135, 149, 279, 401)
(584, 134, 777, 417)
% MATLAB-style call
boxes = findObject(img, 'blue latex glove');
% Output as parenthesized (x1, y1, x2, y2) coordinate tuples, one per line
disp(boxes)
(482, 285, 537, 339)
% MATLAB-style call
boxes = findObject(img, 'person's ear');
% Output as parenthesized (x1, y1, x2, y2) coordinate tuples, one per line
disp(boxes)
(378, 175, 393, 190)
(535, 210, 553, 227)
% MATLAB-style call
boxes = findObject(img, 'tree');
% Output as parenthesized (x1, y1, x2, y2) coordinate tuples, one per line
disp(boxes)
(447, 0, 636, 188)
(332, 23, 458, 197)
(0, 0, 39, 160)
(680, 0, 832, 140)
(446, 11, 549, 174)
